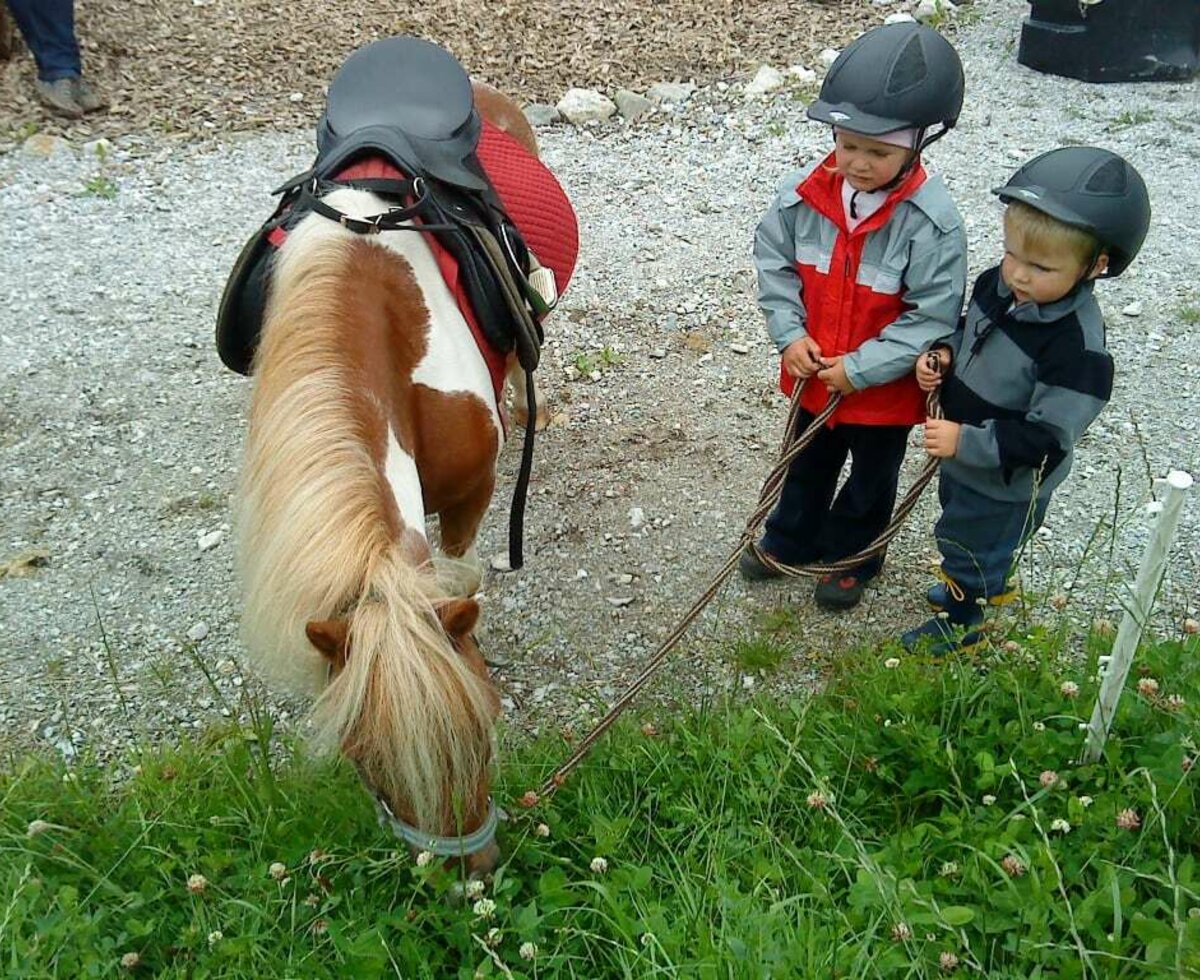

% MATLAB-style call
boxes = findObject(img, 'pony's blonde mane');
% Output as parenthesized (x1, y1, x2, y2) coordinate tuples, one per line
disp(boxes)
(237, 215, 494, 831)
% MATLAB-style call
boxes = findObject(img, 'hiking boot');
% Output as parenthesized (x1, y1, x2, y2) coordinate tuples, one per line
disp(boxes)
(739, 546, 783, 582)
(814, 570, 875, 611)
(926, 580, 1018, 611)
(35, 77, 83, 118)
(902, 593, 985, 656)
(72, 76, 108, 113)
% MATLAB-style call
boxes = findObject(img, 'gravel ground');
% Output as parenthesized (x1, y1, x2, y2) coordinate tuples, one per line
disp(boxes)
(2, 0, 1198, 764)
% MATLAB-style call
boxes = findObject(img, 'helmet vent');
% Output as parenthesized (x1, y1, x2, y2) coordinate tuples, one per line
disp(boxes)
(886, 35, 928, 94)
(1085, 157, 1127, 195)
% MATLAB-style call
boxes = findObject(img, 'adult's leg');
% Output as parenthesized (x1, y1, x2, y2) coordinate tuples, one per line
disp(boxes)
(815, 423, 911, 579)
(758, 412, 848, 566)
(6, 0, 80, 79)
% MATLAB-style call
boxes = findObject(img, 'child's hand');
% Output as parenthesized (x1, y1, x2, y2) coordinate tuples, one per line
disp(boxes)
(916, 349, 951, 392)
(782, 337, 824, 379)
(817, 356, 856, 395)
(923, 418, 961, 458)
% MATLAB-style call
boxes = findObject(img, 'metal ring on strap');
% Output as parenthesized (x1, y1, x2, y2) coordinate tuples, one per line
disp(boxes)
(374, 794, 503, 858)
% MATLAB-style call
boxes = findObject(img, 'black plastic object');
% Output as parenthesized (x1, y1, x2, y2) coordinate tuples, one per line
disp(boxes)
(1019, 0, 1200, 83)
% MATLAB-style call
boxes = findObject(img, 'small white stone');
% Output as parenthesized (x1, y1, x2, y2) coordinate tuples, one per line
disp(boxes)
(787, 65, 817, 84)
(556, 88, 617, 124)
(187, 622, 209, 642)
(288, 91, 304, 103)
(1121, 302, 1143, 317)
(198, 529, 223, 551)
(884, 11, 917, 24)
(742, 674, 755, 689)
(490, 553, 513, 572)
(744, 65, 786, 97)
(607, 596, 634, 607)
(818, 48, 841, 68)
(614, 88, 653, 120)
(575, 568, 589, 579)
(629, 506, 646, 528)
(649, 348, 668, 359)
(647, 81, 696, 104)
(730, 342, 751, 354)
(915, 0, 957, 21)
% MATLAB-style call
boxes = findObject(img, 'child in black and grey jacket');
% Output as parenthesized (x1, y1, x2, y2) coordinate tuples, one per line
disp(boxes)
(902, 147, 1152, 654)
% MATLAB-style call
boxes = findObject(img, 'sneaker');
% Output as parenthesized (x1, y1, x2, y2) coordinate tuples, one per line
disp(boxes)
(926, 581, 1018, 611)
(72, 77, 108, 113)
(35, 77, 83, 118)
(738, 546, 783, 582)
(814, 572, 872, 610)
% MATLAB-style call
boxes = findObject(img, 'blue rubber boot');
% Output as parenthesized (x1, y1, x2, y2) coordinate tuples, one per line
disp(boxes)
(901, 593, 985, 657)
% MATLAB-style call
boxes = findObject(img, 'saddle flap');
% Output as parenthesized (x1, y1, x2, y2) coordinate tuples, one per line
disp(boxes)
(317, 36, 486, 191)
(215, 223, 277, 376)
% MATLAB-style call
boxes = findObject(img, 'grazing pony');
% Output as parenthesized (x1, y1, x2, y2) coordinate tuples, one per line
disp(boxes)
(236, 84, 545, 873)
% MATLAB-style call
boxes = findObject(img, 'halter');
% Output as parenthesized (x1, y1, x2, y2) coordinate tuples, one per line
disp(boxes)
(373, 791, 504, 857)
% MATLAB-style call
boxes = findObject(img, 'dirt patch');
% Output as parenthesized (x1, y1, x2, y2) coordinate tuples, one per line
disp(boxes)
(0, 0, 878, 144)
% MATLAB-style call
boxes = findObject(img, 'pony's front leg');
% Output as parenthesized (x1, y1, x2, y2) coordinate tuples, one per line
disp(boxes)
(506, 356, 549, 433)
(438, 503, 487, 597)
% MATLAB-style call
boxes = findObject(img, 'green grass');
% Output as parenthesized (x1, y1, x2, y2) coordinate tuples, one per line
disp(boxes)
(3, 629, 1199, 977)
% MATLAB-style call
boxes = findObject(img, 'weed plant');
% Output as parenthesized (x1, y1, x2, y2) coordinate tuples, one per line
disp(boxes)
(2, 628, 1197, 977)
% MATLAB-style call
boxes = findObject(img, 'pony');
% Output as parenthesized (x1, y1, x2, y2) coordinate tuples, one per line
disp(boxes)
(235, 83, 547, 874)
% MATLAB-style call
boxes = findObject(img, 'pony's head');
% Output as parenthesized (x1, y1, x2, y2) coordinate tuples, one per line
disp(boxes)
(304, 563, 501, 875)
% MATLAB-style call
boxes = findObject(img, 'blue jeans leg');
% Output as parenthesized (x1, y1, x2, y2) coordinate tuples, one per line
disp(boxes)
(935, 473, 1049, 599)
(6, 0, 81, 80)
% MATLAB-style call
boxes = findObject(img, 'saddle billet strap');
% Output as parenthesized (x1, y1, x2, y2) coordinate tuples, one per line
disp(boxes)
(293, 177, 433, 235)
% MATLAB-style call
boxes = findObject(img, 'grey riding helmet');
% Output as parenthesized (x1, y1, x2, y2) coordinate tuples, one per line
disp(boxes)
(807, 23, 964, 149)
(993, 147, 1151, 277)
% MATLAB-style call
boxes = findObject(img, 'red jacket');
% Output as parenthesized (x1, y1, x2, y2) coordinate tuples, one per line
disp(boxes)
(755, 153, 966, 426)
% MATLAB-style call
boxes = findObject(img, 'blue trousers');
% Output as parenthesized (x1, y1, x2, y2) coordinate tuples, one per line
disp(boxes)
(760, 411, 911, 578)
(6, 0, 81, 80)
(935, 471, 1049, 599)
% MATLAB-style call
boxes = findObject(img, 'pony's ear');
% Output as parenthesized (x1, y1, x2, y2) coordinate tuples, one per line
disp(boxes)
(437, 598, 480, 639)
(305, 618, 350, 668)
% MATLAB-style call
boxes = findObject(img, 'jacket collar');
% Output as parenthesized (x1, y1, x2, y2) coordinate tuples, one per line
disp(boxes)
(995, 271, 1096, 324)
(796, 151, 928, 237)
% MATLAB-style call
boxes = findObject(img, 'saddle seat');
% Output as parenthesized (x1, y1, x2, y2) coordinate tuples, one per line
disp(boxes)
(314, 35, 487, 192)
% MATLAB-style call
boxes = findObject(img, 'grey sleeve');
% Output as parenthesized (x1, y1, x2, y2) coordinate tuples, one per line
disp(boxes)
(754, 195, 808, 353)
(843, 224, 967, 390)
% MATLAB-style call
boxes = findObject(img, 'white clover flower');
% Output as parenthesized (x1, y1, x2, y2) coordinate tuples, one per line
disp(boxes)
(1079, 795, 1094, 808)
(1039, 770, 1059, 789)
(982, 794, 996, 806)
(186, 873, 208, 894)
(806, 790, 830, 809)
(1137, 677, 1160, 697)
(534, 823, 551, 838)
(1032, 721, 1046, 732)
(884, 657, 900, 669)
(891, 922, 913, 941)
(472, 898, 497, 918)
(268, 862, 287, 881)
(519, 941, 538, 960)
(640, 932, 654, 947)
(1164, 694, 1187, 711)
(465, 879, 486, 899)
(120, 952, 140, 969)
(939, 951, 960, 972)
(485, 927, 502, 947)
(1051, 818, 1071, 834)
(415, 850, 434, 868)
(207, 930, 223, 946)
(938, 861, 960, 877)
(590, 856, 609, 874)
(1060, 680, 1080, 699)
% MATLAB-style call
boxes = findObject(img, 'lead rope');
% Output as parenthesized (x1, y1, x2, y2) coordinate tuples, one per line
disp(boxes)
(520, 354, 944, 805)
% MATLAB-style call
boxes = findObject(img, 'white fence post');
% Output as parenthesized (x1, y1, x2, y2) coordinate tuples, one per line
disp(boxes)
(1081, 469, 1194, 765)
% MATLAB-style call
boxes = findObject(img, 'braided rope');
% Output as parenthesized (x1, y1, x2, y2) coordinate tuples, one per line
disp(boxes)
(523, 359, 943, 804)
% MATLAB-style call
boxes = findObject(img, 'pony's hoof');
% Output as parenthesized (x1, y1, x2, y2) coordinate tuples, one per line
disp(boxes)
(511, 404, 550, 432)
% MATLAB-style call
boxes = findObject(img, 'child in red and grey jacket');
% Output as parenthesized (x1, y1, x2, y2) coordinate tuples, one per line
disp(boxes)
(741, 23, 969, 610)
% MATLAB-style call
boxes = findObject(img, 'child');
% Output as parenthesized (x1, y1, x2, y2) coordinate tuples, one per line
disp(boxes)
(902, 146, 1152, 653)
(741, 22, 968, 611)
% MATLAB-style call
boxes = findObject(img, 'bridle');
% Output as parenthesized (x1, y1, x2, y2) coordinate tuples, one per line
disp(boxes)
(373, 791, 503, 858)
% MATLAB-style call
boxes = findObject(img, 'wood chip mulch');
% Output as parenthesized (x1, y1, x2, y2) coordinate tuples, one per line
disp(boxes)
(1, 0, 880, 146)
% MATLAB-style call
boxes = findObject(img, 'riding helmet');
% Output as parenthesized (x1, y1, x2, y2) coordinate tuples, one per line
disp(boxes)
(993, 146, 1151, 277)
(807, 23, 965, 143)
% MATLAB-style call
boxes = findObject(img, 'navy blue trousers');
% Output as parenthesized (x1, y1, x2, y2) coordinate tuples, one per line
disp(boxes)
(6, 0, 81, 80)
(935, 471, 1049, 599)
(760, 411, 911, 579)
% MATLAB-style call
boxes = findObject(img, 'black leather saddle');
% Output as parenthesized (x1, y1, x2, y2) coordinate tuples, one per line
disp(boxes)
(215, 35, 543, 378)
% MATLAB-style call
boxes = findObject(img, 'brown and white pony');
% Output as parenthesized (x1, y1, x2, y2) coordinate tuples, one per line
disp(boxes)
(236, 84, 541, 874)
